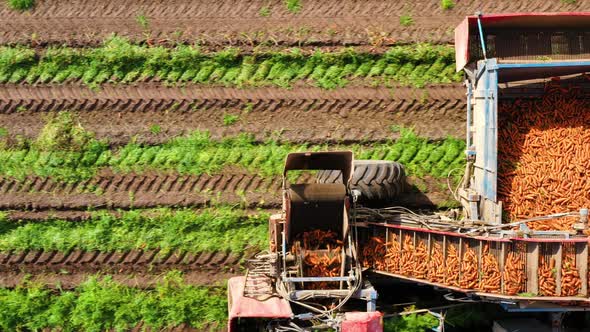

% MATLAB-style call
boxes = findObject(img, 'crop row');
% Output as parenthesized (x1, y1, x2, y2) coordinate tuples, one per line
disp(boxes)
(0, 37, 460, 88)
(0, 207, 268, 253)
(0, 129, 466, 182)
(0, 272, 445, 332)
(0, 273, 226, 332)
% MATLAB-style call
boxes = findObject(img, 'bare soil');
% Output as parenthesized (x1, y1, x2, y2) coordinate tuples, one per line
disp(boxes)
(0, 83, 465, 144)
(0, 248, 256, 287)
(1, 0, 586, 48)
(0, 171, 454, 210)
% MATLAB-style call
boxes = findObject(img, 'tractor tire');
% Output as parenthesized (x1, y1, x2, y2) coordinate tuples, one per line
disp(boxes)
(316, 160, 406, 204)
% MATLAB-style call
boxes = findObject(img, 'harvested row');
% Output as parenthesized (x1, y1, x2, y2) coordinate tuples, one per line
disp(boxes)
(0, 40, 459, 88)
(0, 173, 454, 210)
(0, 249, 249, 272)
(0, 249, 251, 288)
(0, 84, 466, 143)
(1, 0, 588, 47)
(2, 0, 584, 19)
(498, 81, 590, 230)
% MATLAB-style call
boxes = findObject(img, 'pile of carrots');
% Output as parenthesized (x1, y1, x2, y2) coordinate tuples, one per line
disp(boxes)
(459, 246, 478, 289)
(295, 230, 344, 289)
(362, 237, 387, 270)
(427, 242, 445, 283)
(385, 234, 401, 273)
(400, 235, 415, 275)
(480, 244, 501, 293)
(561, 245, 581, 296)
(539, 256, 557, 296)
(445, 244, 460, 287)
(360, 233, 588, 298)
(413, 241, 429, 279)
(503, 252, 525, 295)
(498, 79, 590, 230)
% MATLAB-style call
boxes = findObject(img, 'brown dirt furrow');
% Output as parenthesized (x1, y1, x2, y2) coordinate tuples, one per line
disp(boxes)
(0, 17, 454, 47)
(0, 84, 466, 143)
(0, 248, 252, 290)
(0, 0, 587, 47)
(0, 249, 252, 278)
(0, 173, 454, 210)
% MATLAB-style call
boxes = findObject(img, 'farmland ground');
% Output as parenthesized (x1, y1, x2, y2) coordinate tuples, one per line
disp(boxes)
(1, 0, 588, 48)
(0, 84, 466, 143)
(0, 0, 575, 330)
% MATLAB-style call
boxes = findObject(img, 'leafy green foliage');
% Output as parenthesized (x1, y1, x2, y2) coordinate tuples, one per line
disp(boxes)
(285, 0, 301, 13)
(383, 311, 439, 332)
(399, 14, 414, 27)
(0, 37, 460, 88)
(441, 0, 455, 10)
(259, 5, 270, 16)
(35, 111, 100, 152)
(6, 0, 35, 11)
(0, 130, 465, 182)
(223, 114, 239, 126)
(149, 124, 162, 134)
(0, 207, 268, 253)
(135, 13, 149, 29)
(0, 275, 226, 331)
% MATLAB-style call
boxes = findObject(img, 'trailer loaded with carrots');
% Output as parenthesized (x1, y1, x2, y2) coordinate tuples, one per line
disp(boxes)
(356, 14, 590, 306)
(227, 13, 590, 331)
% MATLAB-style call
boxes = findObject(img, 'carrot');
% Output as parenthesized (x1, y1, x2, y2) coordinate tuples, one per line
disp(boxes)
(539, 257, 556, 296)
(297, 230, 344, 289)
(385, 234, 401, 274)
(362, 236, 387, 270)
(445, 244, 460, 287)
(460, 245, 478, 289)
(413, 241, 428, 279)
(503, 252, 525, 295)
(498, 81, 590, 231)
(561, 245, 581, 296)
(427, 242, 445, 283)
(400, 235, 415, 276)
(479, 244, 501, 293)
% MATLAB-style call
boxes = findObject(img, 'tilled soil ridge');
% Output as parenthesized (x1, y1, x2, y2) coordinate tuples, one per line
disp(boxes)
(0, 84, 466, 143)
(0, 172, 453, 210)
(1, 0, 587, 47)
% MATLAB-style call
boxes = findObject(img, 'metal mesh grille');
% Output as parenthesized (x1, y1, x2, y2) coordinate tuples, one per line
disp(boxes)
(469, 29, 590, 62)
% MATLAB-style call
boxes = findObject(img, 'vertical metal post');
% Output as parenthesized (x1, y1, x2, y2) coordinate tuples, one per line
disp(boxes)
(478, 240, 483, 286)
(466, 80, 473, 149)
(555, 244, 563, 296)
(576, 242, 588, 296)
(500, 242, 506, 294)
(527, 243, 539, 295)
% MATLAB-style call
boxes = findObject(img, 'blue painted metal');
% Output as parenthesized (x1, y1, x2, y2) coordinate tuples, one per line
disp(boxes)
(470, 59, 590, 208)
(466, 80, 473, 150)
(476, 13, 487, 60)
(497, 61, 590, 69)
(475, 58, 498, 202)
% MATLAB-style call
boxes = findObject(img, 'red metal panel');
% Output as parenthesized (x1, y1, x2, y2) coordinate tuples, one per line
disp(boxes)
(454, 17, 470, 72)
(341, 312, 383, 332)
(227, 276, 292, 332)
